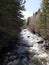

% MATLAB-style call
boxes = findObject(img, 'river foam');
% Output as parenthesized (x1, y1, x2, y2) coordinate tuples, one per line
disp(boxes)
(3, 28, 49, 65)
(20, 28, 49, 65)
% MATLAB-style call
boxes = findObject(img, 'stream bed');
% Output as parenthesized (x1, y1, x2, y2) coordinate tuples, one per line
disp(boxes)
(2, 28, 49, 65)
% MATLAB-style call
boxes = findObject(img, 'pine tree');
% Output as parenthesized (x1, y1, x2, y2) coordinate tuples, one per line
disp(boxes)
(0, 0, 26, 35)
(39, 0, 49, 38)
(0, 0, 26, 50)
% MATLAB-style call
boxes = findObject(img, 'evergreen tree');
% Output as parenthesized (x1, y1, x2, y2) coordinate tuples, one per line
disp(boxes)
(0, 0, 26, 51)
(39, 0, 49, 38)
(0, 0, 26, 35)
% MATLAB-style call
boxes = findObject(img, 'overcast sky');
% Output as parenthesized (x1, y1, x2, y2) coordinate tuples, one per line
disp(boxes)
(22, 0, 42, 19)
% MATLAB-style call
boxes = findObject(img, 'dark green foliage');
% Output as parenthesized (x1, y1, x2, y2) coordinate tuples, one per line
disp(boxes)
(0, 0, 26, 63)
(0, 0, 25, 34)
(39, 0, 49, 38)
(0, 0, 26, 48)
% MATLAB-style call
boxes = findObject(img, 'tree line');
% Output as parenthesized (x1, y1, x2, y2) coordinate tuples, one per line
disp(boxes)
(0, 0, 26, 55)
(26, 0, 49, 40)
(38, 0, 49, 40)
(0, 0, 25, 35)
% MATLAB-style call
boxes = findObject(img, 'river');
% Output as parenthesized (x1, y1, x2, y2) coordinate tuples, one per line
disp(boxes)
(2, 28, 49, 65)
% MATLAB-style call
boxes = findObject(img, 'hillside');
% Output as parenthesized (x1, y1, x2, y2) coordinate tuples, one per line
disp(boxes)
(27, 12, 39, 33)
(26, 12, 49, 40)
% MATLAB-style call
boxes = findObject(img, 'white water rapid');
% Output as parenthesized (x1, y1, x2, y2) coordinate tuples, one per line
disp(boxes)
(3, 28, 49, 65)
(20, 28, 49, 65)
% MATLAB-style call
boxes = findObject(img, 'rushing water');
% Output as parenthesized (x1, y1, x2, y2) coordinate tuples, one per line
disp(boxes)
(2, 28, 49, 65)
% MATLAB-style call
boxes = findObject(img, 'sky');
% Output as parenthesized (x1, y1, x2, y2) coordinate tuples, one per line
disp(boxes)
(22, 0, 42, 19)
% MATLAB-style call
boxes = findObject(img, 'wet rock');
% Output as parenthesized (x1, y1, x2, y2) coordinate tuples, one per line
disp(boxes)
(27, 36, 30, 38)
(44, 40, 49, 50)
(1, 29, 49, 65)
(45, 45, 49, 50)
(38, 40, 44, 44)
